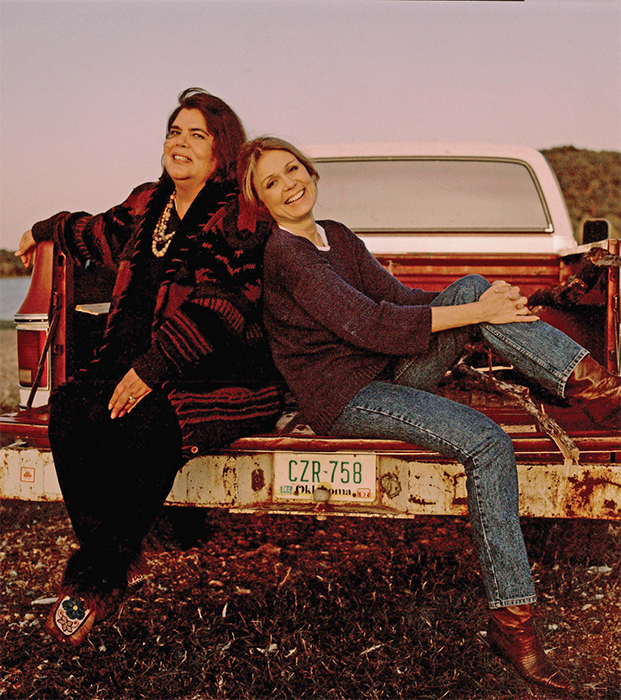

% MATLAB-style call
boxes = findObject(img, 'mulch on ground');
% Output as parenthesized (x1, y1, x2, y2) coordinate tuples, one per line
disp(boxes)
(1, 500, 619, 700)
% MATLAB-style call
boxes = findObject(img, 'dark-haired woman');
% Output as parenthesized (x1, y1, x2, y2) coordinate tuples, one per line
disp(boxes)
(16, 90, 283, 646)
(238, 136, 621, 693)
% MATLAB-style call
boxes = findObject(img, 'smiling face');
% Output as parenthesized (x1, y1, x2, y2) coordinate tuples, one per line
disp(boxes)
(254, 149, 317, 229)
(163, 108, 217, 192)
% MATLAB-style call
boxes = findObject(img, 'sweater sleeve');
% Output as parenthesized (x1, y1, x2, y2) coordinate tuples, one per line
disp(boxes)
(267, 232, 435, 356)
(30, 183, 155, 272)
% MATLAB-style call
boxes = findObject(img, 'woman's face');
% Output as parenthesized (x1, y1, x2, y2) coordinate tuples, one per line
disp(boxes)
(254, 150, 317, 228)
(163, 108, 217, 189)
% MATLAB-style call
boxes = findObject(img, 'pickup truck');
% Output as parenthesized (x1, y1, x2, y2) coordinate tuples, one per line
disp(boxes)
(1, 143, 619, 519)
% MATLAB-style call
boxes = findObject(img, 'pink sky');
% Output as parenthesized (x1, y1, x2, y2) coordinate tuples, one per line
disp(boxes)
(1, 0, 619, 251)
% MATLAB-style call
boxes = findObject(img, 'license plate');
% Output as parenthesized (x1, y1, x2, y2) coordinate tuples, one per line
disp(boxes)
(274, 452, 377, 503)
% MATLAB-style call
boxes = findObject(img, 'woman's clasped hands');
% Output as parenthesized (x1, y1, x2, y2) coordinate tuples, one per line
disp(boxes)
(478, 280, 539, 324)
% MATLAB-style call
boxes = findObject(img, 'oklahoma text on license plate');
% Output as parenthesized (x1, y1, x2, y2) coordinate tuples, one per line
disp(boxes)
(274, 452, 377, 503)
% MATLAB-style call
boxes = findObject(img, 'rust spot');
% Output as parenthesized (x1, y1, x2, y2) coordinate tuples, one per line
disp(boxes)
(380, 473, 402, 499)
(568, 475, 617, 502)
(251, 469, 265, 492)
(565, 475, 621, 518)
(408, 495, 434, 506)
(221, 465, 237, 499)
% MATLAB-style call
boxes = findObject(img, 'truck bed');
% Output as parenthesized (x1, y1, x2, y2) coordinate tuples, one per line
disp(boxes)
(2, 400, 619, 519)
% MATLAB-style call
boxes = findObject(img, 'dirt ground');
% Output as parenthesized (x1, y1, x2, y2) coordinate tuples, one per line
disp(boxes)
(1, 499, 620, 700)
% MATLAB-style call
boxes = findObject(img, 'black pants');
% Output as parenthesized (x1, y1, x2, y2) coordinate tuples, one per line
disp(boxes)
(48, 380, 183, 594)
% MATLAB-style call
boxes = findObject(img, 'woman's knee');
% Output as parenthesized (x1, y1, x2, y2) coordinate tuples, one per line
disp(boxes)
(49, 380, 110, 438)
(433, 274, 491, 307)
(469, 417, 515, 467)
(459, 274, 491, 301)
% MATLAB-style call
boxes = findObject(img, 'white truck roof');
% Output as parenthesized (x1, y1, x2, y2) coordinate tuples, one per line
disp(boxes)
(303, 142, 578, 256)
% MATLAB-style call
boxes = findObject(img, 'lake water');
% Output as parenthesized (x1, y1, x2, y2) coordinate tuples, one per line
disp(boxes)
(0, 277, 32, 320)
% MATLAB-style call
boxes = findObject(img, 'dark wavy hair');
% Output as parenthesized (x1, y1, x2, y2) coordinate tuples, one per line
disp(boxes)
(237, 136, 319, 215)
(162, 88, 246, 183)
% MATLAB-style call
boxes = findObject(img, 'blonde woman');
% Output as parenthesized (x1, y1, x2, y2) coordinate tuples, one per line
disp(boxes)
(238, 136, 620, 693)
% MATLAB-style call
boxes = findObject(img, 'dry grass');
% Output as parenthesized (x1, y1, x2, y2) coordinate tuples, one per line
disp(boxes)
(1, 500, 620, 700)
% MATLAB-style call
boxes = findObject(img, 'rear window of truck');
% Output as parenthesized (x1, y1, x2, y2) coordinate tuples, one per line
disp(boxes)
(312, 158, 552, 233)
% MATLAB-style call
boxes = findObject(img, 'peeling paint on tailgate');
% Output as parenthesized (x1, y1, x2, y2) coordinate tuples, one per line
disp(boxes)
(4, 444, 618, 519)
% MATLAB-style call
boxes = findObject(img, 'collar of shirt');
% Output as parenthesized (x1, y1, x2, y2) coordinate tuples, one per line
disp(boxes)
(278, 223, 330, 251)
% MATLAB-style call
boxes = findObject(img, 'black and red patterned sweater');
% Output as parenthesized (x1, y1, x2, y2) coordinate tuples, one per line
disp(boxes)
(32, 178, 284, 459)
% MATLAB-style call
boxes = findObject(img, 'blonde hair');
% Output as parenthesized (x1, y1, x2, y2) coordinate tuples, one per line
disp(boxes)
(237, 136, 319, 212)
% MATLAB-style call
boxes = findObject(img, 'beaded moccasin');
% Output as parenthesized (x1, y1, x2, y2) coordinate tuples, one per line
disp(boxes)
(45, 593, 96, 646)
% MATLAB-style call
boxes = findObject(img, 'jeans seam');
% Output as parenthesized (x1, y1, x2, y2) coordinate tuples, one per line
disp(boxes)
(468, 466, 501, 604)
(482, 323, 583, 393)
(393, 358, 415, 382)
(489, 595, 538, 610)
(483, 323, 560, 376)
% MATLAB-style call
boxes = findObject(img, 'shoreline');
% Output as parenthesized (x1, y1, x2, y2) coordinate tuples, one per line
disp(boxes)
(0, 248, 30, 278)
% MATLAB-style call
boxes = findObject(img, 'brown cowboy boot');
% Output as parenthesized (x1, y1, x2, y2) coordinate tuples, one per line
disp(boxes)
(564, 355, 621, 431)
(488, 604, 575, 693)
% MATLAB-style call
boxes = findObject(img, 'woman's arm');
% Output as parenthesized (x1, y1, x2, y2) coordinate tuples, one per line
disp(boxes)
(111, 195, 260, 418)
(335, 224, 535, 329)
(431, 280, 538, 332)
(266, 231, 538, 358)
(17, 183, 155, 271)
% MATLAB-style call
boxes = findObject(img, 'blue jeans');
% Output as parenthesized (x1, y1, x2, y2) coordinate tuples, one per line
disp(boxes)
(329, 275, 587, 609)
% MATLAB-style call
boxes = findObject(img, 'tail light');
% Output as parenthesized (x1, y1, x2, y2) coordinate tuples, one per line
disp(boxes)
(14, 242, 67, 407)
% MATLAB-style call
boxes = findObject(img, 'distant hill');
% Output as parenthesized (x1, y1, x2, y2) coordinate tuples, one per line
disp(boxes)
(1, 147, 619, 277)
(541, 146, 621, 242)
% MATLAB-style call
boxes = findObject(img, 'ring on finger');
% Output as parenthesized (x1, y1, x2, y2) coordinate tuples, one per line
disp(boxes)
(128, 396, 136, 403)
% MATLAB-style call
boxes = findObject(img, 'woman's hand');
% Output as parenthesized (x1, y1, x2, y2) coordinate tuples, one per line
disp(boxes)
(15, 230, 37, 268)
(109, 368, 152, 419)
(431, 280, 539, 333)
(477, 280, 539, 324)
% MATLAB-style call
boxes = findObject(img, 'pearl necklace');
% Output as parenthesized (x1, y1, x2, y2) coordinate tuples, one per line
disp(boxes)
(151, 192, 177, 257)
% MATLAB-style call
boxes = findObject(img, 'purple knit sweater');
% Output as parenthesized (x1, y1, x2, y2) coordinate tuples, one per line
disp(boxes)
(263, 220, 439, 434)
